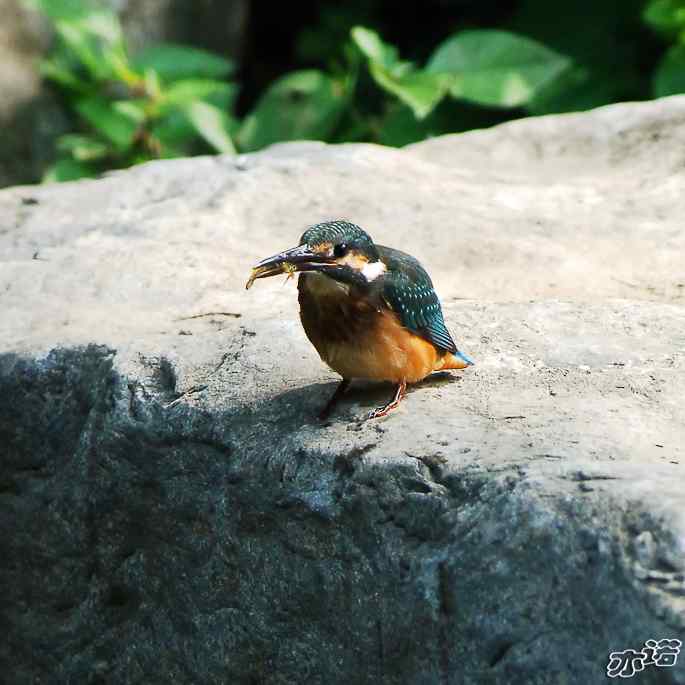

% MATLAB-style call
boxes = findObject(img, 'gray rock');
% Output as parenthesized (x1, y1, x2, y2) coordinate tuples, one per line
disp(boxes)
(1, 97, 684, 684)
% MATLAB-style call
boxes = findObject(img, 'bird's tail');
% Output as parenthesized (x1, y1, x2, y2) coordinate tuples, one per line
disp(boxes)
(455, 350, 474, 366)
(436, 349, 474, 371)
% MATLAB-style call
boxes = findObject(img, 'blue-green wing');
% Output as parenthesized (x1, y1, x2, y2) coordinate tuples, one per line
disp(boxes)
(377, 245, 460, 355)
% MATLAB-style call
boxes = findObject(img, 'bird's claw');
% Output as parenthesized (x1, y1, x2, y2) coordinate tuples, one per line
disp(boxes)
(366, 380, 407, 420)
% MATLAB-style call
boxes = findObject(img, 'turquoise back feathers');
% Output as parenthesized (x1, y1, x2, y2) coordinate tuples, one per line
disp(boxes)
(378, 245, 468, 359)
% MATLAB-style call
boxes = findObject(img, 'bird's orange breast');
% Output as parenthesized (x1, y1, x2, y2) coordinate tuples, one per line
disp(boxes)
(298, 274, 467, 383)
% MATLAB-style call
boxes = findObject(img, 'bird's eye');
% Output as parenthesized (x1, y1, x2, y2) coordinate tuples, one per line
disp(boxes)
(333, 243, 348, 258)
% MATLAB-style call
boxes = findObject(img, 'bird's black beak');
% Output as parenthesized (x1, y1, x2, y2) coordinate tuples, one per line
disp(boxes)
(246, 244, 334, 289)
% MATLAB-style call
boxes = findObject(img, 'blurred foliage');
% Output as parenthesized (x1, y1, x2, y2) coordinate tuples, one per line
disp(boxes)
(27, 0, 237, 181)
(24, 0, 685, 182)
(644, 0, 685, 95)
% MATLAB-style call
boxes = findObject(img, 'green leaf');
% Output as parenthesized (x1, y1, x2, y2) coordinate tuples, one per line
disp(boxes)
(57, 133, 109, 161)
(26, 0, 96, 22)
(29, 0, 126, 72)
(161, 79, 237, 110)
(351, 26, 400, 69)
(39, 56, 86, 90)
(237, 70, 347, 152)
(112, 100, 147, 124)
(654, 44, 685, 96)
(46, 5, 126, 81)
(369, 63, 449, 119)
(133, 43, 234, 81)
(378, 104, 434, 147)
(527, 64, 622, 115)
(185, 101, 236, 153)
(351, 26, 447, 119)
(151, 112, 196, 153)
(426, 29, 571, 107)
(643, 0, 685, 35)
(42, 157, 96, 183)
(75, 96, 139, 149)
(140, 68, 162, 101)
(78, 7, 124, 45)
(55, 19, 108, 79)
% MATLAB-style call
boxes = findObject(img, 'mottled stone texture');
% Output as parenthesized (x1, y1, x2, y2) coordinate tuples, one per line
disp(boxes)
(1, 98, 684, 684)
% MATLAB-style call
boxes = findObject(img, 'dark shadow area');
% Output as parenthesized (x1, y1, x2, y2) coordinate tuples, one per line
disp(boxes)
(2, 346, 679, 685)
(0, 93, 69, 187)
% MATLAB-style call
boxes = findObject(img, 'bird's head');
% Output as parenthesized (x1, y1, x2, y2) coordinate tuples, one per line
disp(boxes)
(246, 220, 386, 289)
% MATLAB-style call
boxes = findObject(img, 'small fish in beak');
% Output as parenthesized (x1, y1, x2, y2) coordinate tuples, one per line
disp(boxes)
(245, 261, 295, 290)
(283, 261, 297, 284)
(245, 244, 334, 290)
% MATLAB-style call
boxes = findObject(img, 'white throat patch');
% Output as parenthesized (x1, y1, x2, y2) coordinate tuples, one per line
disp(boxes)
(361, 260, 386, 282)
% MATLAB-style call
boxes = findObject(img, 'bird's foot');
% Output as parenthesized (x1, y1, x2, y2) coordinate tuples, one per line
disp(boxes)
(318, 378, 351, 420)
(367, 380, 407, 420)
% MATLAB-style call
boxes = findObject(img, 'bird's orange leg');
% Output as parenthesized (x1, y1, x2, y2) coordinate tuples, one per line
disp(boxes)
(368, 379, 407, 420)
(318, 378, 351, 420)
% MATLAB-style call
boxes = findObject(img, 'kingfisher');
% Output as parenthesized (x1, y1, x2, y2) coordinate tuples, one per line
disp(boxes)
(246, 220, 473, 420)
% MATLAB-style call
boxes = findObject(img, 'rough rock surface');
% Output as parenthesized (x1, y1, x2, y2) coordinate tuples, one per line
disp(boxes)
(1, 97, 684, 684)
